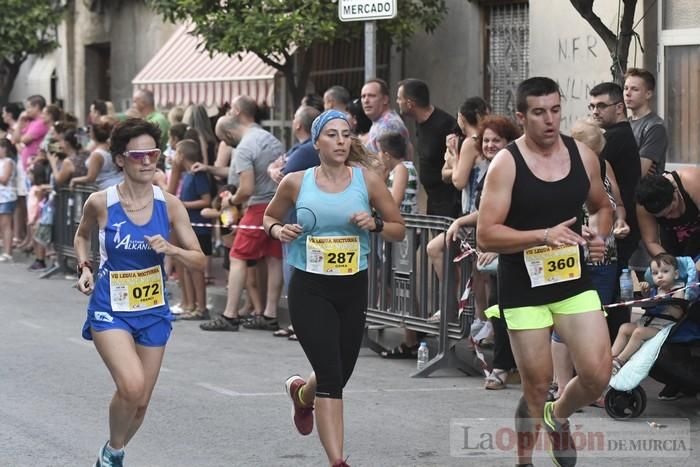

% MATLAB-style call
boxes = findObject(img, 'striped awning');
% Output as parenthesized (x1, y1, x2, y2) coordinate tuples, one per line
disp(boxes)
(132, 25, 279, 108)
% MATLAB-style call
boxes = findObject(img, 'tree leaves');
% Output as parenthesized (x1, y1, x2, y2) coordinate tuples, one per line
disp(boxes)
(0, 0, 66, 61)
(148, 0, 448, 70)
(0, 0, 66, 103)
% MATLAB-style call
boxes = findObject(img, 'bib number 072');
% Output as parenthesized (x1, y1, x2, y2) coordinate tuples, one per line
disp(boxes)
(132, 283, 160, 299)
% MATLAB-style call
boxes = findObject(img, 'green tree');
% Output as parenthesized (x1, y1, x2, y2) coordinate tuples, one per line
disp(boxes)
(148, 0, 447, 105)
(0, 0, 66, 105)
(570, 0, 639, 85)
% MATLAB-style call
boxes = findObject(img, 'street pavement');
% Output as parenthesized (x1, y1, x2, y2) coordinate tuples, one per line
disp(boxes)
(1, 258, 699, 467)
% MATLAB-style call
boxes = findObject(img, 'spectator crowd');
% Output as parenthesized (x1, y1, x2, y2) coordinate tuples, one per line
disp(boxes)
(1, 66, 697, 404)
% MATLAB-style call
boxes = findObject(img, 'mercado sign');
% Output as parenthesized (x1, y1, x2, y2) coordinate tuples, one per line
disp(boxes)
(338, 0, 397, 22)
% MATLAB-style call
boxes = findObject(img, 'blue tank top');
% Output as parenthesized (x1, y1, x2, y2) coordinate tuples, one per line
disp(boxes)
(88, 185, 171, 316)
(287, 166, 371, 274)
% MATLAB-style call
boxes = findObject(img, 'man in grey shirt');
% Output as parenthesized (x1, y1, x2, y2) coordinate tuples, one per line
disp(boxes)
(624, 68, 668, 176)
(194, 96, 285, 333)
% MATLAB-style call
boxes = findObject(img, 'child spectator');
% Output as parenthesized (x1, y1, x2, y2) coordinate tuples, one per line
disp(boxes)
(176, 139, 212, 320)
(611, 253, 686, 374)
(377, 131, 418, 214)
(167, 123, 187, 166)
(26, 155, 51, 270)
(0, 139, 17, 262)
(200, 184, 264, 319)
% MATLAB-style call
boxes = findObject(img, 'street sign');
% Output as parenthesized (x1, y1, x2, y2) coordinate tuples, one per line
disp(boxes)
(338, 0, 397, 22)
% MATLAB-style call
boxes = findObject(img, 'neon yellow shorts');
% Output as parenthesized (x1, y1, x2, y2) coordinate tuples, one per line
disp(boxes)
(502, 290, 603, 330)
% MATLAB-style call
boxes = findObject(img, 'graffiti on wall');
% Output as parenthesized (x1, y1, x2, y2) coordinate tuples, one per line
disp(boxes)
(555, 34, 608, 131)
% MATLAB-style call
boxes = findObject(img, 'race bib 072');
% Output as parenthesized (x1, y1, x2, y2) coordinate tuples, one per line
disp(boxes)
(109, 265, 165, 312)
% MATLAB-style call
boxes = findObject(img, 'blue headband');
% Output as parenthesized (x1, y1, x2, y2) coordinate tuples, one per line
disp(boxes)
(311, 110, 349, 143)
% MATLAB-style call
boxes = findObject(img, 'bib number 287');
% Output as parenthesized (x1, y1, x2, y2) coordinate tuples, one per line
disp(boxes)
(327, 252, 355, 264)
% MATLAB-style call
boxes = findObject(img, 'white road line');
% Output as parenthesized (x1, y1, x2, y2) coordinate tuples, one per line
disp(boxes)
(17, 320, 42, 330)
(195, 384, 478, 398)
(66, 337, 93, 347)
(196, 382, 241, 396)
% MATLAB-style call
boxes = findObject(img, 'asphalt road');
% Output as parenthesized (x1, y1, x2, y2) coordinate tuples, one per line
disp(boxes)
(1, 259, 698, 467)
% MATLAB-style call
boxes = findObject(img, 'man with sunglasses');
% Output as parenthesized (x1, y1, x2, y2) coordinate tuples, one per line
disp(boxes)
(589, 82, 642, 341)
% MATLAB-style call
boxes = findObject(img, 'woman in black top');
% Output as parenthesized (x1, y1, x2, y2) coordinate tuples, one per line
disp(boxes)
(636, 168, 700, 263)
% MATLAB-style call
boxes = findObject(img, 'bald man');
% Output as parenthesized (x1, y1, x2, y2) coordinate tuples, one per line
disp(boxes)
(194, 96, 286, 333)
(133, 89, 169, 149)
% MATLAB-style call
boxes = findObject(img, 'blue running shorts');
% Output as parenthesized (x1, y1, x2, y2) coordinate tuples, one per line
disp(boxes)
(82, 311, 173, 347)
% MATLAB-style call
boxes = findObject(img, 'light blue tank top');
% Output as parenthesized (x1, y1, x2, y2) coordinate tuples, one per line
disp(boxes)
(88, 185, 170, 316)
(287, 166, 371, 274)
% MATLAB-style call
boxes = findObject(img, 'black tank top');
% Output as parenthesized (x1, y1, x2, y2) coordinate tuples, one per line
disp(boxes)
(657, 171, 700, 257)
(498, 135, 592, 309)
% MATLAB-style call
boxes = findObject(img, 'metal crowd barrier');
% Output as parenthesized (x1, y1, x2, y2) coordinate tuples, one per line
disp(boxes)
(365, 213, 476, 377)
(41, 185, 99, 279)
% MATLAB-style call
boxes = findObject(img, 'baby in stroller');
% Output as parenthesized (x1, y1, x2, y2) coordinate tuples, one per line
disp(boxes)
(611, 253, 686, 375)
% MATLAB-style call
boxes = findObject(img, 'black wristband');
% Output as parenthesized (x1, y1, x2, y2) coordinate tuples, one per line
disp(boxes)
(370, 214, 384, 233)
(267, 222, 283, 239)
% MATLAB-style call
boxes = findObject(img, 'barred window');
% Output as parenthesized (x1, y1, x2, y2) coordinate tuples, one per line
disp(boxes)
(486, 2, 529, 118)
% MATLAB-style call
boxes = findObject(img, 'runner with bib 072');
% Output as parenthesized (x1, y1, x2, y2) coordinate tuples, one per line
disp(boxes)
(74, 118, 206, 467)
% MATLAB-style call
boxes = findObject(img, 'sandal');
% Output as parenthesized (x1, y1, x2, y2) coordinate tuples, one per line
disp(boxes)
(484, 369, 508, 390)
(243, 315, 279, 331)
(199, 316, 240, 331)
(274, 325, 294, 338)
(288, 333, 298, 341)
(180, 309, 210, 321)
(380, 342, 418, 359)
(170, 303, 194, 315)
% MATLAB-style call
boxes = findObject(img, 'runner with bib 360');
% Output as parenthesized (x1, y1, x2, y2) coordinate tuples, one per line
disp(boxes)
(74, 119, 206, 467)
(263, 110, 405, 467)
(477, 77, 614, 467)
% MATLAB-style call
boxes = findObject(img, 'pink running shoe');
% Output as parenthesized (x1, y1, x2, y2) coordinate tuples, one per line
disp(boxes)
(284, 375, 314, 435)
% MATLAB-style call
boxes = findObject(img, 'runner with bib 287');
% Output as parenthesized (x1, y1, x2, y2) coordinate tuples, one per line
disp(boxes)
(263, 110, 405, 467)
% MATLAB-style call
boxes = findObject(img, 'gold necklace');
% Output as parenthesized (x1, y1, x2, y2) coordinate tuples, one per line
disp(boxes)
(117, 185, 153, 212)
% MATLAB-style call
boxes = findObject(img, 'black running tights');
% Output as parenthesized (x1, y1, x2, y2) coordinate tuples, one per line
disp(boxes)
(287, 268, 368, 399)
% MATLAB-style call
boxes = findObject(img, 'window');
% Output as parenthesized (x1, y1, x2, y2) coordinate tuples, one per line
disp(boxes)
(485, 2, 529, 118)
(658, 2, 700, 164)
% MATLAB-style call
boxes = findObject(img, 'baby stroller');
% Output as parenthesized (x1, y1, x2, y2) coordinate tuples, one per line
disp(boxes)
(604, 256, 700, 420)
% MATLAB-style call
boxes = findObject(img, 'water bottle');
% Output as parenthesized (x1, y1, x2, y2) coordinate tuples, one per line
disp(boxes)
(417, 342, 429, 370)
(619, 268, 634, 302)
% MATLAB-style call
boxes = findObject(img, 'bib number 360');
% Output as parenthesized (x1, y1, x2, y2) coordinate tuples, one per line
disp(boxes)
(524, 244, 581, 288)
(110, 265, 165, 312)
(547, 256, 576, 272)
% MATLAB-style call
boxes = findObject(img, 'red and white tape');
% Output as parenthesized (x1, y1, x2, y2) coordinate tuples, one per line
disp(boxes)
(453, 240, 477, 263)
(604, 282, 699, 309)
(190, 222, 264, 230)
